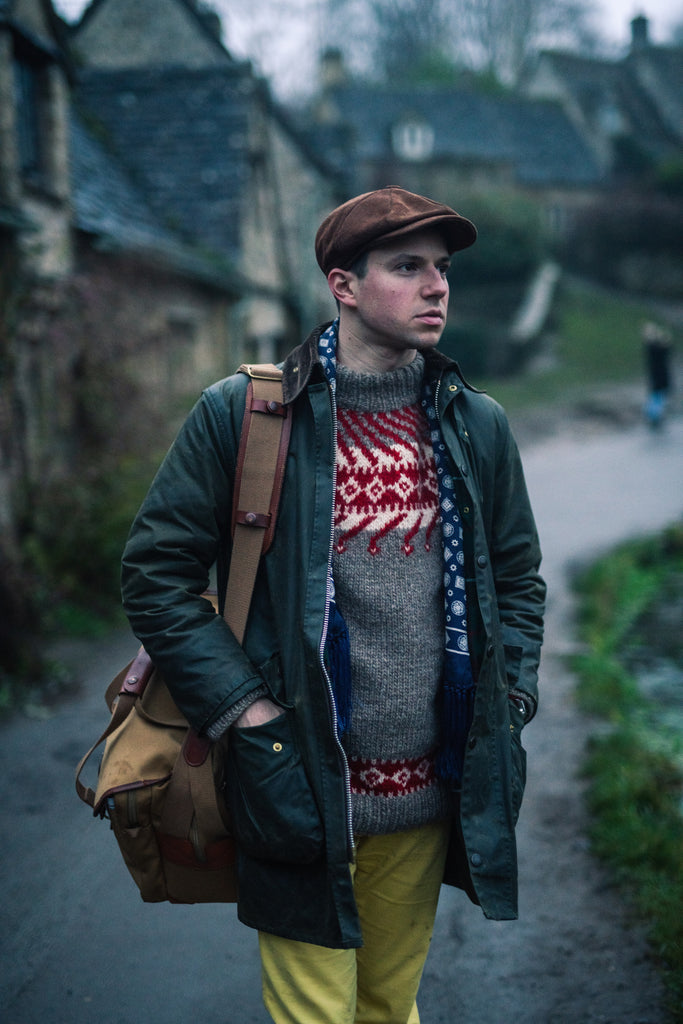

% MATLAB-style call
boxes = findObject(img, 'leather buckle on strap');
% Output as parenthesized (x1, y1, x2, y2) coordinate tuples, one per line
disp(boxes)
(235, 510, 271, 529)
(121, 649, 154, 696)
(250, 396, 287, 417)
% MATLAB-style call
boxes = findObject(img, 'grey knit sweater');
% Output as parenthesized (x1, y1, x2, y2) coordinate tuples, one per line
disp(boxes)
(333, 354, 452, 836)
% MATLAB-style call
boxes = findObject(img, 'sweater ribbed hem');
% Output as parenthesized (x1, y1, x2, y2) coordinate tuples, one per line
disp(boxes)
(352, 785, 454, 836)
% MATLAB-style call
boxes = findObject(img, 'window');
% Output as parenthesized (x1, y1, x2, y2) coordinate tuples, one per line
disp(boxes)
(391, 119, 435, 162)
(13, 56, 45, 180)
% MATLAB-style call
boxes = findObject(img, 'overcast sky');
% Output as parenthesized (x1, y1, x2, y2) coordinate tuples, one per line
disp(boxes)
(52, 0, 682, 96)
(52, 0, 683, 40)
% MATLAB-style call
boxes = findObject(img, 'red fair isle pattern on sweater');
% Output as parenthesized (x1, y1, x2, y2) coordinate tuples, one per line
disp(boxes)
(349, 753, 437, 798)
(335, 404, 439, 556)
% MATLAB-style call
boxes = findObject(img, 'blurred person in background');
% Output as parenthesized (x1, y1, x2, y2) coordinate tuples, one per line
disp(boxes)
(642, 320, 674, 429)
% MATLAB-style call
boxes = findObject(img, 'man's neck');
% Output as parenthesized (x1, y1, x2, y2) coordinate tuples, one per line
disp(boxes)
(336, 326, 417, 374)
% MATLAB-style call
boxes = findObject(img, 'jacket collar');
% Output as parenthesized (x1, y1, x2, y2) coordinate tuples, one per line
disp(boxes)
(281, 324, 329, 404)
(281, 323, 479, 404)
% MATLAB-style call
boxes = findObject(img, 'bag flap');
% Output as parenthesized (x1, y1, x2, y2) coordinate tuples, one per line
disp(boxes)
(93, 702, 185, 813)
(138, 668, 189, 727)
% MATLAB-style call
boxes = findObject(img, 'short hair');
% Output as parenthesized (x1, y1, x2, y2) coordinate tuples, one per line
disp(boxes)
(347, 251, 369, 278)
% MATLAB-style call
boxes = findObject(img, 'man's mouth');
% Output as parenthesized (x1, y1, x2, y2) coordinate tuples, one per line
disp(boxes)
(417, 310, 444, 325)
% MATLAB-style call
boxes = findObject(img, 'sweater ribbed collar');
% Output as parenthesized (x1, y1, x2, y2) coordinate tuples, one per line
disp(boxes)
(335, 354, 425, 412)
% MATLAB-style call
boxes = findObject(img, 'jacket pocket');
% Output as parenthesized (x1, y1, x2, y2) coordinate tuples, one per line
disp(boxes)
(226, 711, 324, 864)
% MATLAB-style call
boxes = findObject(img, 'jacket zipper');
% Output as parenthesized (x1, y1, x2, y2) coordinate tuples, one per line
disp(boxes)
(434, 373, 443, 415)
(319, 382, 355, 862)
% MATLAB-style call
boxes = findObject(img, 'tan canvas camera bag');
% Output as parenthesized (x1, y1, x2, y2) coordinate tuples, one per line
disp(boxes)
(75, 364, 291, 903)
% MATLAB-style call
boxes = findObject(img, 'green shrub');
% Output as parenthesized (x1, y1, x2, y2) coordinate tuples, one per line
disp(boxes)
(560, 194, 683, 297)
(573, 525, 683, 1017)
(21, 453, 158, 632)
(452, 192, 543, 285)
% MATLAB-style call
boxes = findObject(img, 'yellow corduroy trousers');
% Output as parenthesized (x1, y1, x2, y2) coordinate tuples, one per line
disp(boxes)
(259, 820, 450, 1024)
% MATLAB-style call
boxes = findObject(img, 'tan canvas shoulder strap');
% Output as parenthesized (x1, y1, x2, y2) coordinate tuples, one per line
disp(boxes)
(224, 362, 290, 645)
(75, 364, 291, 808)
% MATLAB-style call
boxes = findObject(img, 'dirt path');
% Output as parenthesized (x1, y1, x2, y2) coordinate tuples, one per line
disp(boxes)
(1, 398, 682, 1024)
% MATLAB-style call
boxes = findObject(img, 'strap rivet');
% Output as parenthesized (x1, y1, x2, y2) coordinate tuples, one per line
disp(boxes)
(245, 511, 257, 524)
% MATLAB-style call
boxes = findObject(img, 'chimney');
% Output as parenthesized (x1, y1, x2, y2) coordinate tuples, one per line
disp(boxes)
(320, 48, 347, 90)
(194, 2, 223, 40)
(630, 13, 649, 50)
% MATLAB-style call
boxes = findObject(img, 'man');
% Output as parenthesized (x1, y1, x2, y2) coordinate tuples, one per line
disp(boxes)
(121, 187, 545, 1023)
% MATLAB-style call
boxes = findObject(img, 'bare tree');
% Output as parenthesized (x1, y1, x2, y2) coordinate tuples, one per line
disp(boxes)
(367, 0, 456, 81)
(316, 0, 600, 87)
(453, 0, 600, 84)
(214, 0, 601, 95)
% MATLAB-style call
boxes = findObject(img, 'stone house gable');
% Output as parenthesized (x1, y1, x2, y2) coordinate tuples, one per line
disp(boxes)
(69, 0, 230, 70)
(0, 0, 249, 617)
(70, 0, 336, 354)
(523, 15, 683, 175)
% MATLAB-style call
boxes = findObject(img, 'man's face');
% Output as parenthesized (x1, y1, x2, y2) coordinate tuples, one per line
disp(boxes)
(343, 228, 451, 360)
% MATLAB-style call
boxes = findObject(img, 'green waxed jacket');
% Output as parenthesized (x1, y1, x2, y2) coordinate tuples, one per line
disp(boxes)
(121, 325, 545, 948)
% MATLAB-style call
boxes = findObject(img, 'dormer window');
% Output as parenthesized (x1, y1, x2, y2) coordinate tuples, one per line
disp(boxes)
(391, 118, 434, 162)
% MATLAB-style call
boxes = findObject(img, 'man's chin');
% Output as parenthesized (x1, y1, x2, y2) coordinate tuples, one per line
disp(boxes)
(414, 332, 444, 351)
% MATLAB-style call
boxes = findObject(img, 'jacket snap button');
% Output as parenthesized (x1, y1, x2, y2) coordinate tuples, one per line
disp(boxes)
(487, 643, 495, 658)
(273, 742, 283, 753)
(477, 555, 487, 568)
(470, 853, 482, 867)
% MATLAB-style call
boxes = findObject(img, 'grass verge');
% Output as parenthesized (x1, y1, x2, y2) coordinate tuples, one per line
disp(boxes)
(479, 275, 656, 411)
(571, 523, 683, 1019)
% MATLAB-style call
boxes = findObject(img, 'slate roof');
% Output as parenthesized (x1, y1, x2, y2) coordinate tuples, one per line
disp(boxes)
(313, 86, 603, 187)
(640, 46, 683, 124)
(75, 64, 257, 262)
(535, 46, 683, 157)
(70, 111, 176, 246)
(69, 108, 241, 290)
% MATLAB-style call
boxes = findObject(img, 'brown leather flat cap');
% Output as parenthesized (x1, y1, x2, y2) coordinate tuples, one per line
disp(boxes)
(315, 186, 477, 275)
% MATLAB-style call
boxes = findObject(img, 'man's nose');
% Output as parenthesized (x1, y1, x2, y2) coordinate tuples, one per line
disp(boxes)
(423, 268, 448, 296)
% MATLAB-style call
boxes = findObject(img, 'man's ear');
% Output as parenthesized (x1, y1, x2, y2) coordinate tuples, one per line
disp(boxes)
(327, 268, 357, 308)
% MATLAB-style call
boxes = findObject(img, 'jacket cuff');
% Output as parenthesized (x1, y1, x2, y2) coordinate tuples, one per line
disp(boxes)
(205, 683, 270, 739)
(508, 688, 538, 723)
